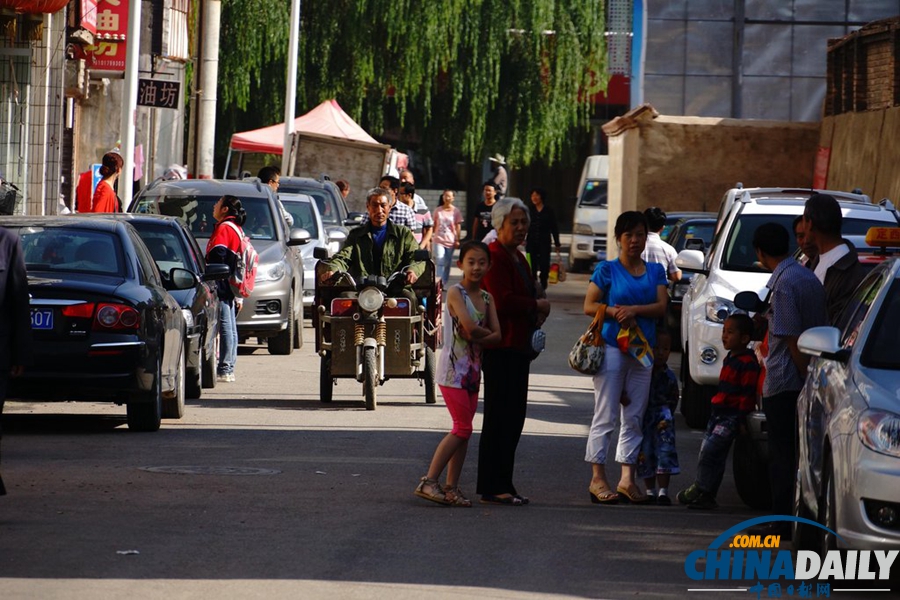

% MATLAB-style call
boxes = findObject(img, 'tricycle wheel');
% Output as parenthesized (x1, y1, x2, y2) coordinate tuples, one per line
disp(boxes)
(424, 346, 436, 404)
(320, 352, 333, 403)
(364, 346, 377, 410)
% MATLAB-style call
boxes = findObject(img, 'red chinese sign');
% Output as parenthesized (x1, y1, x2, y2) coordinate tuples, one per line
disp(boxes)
(864, 227, 900, 247)
(79, 0, 128, 72)
(81, 0, 98, 35)
(813, 146, 831, 190)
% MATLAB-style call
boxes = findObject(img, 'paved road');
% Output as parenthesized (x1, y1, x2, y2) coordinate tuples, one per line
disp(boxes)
(2, 269, 775, 599)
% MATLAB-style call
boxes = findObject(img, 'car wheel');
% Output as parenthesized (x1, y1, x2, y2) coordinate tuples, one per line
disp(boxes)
(424, 346, 436, 404)
(185, 343, 202, 400)
(202, 334, 217, 389)
(680, 349, 714, 429)
(293, 315, 303, 349)
(818, 456, 838, 553)
(732, 429, 773, 510)
(793, 468, 819, 551)
(127, 355, 162, 432)
(568, 256, 589, 273)
(268, 296, 295, 356)
(364, 346, 377, 411)
(320, 352, 333, 403)
(163, 347, 187, 418)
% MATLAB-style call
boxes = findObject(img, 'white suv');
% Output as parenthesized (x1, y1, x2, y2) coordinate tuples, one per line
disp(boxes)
(676, 187, 898, 429)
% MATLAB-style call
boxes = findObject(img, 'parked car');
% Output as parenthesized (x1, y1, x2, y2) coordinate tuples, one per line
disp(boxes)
(5, 216, 190, 431)
(91, 214, 229, 399)
(277, 192, 334, 315)
(793, 246, 900, 551)
(278, 177, 359, 254)
(568, 155, 608, 273)
(676, 187, 898, 430)
(659, 211, 716, 242)
(663, 214, 716, 344)
(129, 178, 310, 355)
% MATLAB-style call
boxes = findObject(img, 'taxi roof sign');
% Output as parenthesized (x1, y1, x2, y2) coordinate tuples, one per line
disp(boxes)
(864, 227, 900, 247)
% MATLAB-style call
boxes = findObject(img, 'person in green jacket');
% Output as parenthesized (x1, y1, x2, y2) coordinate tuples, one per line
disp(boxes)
(320, 188, 424, 295)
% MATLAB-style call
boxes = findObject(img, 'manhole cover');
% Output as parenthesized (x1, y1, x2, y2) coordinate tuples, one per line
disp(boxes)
(139, 466, 281, 476)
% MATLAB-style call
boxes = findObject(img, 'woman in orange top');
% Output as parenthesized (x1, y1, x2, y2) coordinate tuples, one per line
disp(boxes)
(90, 152, 123, 212)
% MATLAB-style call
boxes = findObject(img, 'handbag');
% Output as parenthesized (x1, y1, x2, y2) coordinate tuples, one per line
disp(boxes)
(568, 305, 607, 375)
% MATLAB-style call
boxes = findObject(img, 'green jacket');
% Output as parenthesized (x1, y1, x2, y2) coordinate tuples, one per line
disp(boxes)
(326, 221, 425, 281)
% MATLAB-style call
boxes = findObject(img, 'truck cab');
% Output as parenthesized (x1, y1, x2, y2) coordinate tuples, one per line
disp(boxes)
(568, 155, 609, 272)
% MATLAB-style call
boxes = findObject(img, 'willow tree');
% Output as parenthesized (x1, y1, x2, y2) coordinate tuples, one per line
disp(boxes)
(216, 0, 608, 167)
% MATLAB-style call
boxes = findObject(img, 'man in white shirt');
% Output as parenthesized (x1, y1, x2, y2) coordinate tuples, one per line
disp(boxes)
(802, 193, 865, 324)
(641, 207, 681, 282)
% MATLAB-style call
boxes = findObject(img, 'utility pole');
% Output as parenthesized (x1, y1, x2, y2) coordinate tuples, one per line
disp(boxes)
(120, 0, 142, 203)
(196, 0, 221, 179)
(281, 0, 302, 175)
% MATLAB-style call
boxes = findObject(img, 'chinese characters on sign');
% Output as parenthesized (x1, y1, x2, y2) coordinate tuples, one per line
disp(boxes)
(137, 79, 181, 110)
(78, 0, 128, 72)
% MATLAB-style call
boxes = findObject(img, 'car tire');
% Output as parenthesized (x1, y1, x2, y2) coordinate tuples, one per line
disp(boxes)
(202, 334, 217, 389)
(818, 456, 839, 553)
(128, 355, 163, 432)
(163, 347, 187, 418)
(268, 296, 295, 356)
(732, 430, 773, 510)
(680, 350, 714, 429)
(568, 256, 589, 274)
(364, 346, 377, 411)
(793, 468, 819, 551)
(293, 315, 303, 349)
(185, 342, 202, 400)
(320, 352, 333, 403)
(424, 346, 436, 404)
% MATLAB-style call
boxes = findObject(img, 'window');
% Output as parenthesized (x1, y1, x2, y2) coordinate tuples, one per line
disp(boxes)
(860, 278, 900, 370)
(19, 227, 124, 276)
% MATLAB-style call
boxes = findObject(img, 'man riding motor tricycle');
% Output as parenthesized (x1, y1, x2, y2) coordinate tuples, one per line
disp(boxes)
(313, 187, 441, 410)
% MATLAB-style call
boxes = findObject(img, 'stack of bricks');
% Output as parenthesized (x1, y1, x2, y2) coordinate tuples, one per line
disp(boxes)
(825, 16, 900, 117)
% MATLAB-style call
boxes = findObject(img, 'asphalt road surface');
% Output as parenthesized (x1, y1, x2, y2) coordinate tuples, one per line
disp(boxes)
(0, 269, 837, 600)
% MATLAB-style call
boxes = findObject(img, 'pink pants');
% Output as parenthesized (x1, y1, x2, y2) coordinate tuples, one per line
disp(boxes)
(439, 385, 479, 439)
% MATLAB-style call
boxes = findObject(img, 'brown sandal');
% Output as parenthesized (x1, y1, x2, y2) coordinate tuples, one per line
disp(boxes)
(616, 484, 650, 504)
(414, 477, 450, 505)
(443, 486, 473, 508)
(589, 482, 619, 504)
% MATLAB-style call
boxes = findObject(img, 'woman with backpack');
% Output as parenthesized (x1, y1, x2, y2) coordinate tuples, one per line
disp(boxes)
(206, 195, 247, 383)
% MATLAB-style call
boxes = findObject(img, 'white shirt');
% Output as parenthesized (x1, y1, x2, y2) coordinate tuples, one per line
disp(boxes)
(641, 232, 679, 278)
(813, 243, 849, 284)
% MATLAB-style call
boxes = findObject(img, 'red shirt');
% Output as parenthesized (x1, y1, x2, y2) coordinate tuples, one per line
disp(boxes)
(481, 240, 538, 353)
(91, 180, 120, 212)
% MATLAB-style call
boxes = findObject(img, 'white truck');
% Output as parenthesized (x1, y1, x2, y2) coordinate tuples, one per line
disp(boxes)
(568, 155, 609, 272)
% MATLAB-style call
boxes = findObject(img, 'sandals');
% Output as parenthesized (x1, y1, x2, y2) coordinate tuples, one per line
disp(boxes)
(443, 486, 473, 508)
(414, 477, 450, 505)
(616, 484, 650, 504)
(589, 482, 619, 505)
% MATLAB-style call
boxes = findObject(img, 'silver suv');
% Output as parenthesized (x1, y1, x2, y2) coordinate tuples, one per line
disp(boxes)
(129, 178, 310, 355)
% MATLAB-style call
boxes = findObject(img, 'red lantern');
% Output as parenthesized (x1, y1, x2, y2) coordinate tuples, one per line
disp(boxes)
(0, 0, 70, 15)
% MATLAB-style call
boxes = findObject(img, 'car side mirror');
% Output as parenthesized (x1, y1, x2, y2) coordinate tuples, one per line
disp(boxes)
(287, 228, 311, 246)
(313, 247, 329, 260)
(344, 212, 365, 226)
(169, 267, 198, 290)
(327, 229, 347, 244)
(734, 290, 768, 313)
(675, 249, 708, 276)
(202, 263, 230, 281)
(798, 326, 849, 363)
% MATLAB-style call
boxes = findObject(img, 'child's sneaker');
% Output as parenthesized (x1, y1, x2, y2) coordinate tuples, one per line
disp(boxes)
(656, 492, 672, 506)
(676, 483, 701, 505)
(687, 491, 718, 510)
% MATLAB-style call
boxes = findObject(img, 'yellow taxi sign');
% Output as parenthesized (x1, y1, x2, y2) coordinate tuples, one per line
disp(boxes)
(865, 227, 900, 247)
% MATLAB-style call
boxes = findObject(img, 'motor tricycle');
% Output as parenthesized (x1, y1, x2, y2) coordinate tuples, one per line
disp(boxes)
(312, 247, 441, 410)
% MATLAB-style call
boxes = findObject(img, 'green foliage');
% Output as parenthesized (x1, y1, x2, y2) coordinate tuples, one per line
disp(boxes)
(216, 0, 608, 166)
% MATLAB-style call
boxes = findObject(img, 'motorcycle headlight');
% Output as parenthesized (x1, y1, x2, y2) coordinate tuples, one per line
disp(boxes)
(858, 410, 900, 458)
(358, 287, 384, 313)
(181, 308, 194, 329)
(573, 223, 594, 236)
(706, 296, 736, 323)
(256, 262, 285, 282)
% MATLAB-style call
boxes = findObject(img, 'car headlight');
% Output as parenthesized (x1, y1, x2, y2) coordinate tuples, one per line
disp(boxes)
(858, 410, 900, 458)
(181, 308, 194, 329)
(573, 223, 594, 236)
(256, 262, 285, 282)
(706, 296, 736, 323)
(358, 286, 384, 313)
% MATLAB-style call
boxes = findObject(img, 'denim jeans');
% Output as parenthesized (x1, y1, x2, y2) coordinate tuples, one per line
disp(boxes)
(695, 413, 742, 496)
(433, 243, 454, 284)
(218, 298, 237, 375)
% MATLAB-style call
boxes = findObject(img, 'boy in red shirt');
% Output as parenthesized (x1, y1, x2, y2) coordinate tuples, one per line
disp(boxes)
(678, 313, 760, 510)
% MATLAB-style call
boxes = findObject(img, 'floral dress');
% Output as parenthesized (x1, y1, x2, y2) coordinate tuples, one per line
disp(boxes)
(437, 284, 490, 392)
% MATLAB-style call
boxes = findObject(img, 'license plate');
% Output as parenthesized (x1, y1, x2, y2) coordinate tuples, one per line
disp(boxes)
(30, 308, 54, 330)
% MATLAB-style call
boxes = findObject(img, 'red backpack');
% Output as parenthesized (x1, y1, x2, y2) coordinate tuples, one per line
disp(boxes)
(222, 220, 259, 298)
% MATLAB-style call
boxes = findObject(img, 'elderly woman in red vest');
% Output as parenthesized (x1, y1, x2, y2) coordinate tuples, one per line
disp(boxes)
(477, 197, 551, 506)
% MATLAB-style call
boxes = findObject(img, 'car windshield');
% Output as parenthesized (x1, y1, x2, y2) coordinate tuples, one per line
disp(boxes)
(861, 278, 900, 370)
(280, 197, 319, 238)
(278, 184, 344, 227)
(578, 180, 607, 207)
(134, 195, 277, 241)
(129, 222, 194, 274)
(17, 227, 124, 276)
(671, 221, 715, 252)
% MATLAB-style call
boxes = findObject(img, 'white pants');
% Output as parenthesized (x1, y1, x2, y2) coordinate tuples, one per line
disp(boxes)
(585, 348, 652, 465)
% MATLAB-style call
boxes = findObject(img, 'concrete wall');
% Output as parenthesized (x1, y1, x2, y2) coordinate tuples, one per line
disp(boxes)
(604, 108, 820, 257)
(822, 107, 900, 203)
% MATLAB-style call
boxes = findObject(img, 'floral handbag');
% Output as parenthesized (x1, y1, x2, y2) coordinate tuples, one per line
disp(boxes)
(568, 304, 607, 375)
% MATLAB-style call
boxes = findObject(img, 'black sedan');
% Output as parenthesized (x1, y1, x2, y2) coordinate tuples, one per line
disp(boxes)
(4, 216, 192, 431)
(92, 214, 229, 400)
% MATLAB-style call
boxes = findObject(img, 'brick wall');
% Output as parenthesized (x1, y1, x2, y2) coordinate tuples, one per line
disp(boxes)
(826, 17, 900, 117)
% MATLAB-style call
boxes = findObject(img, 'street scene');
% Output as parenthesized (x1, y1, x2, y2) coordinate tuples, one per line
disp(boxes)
(1, 1, 900, 600)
